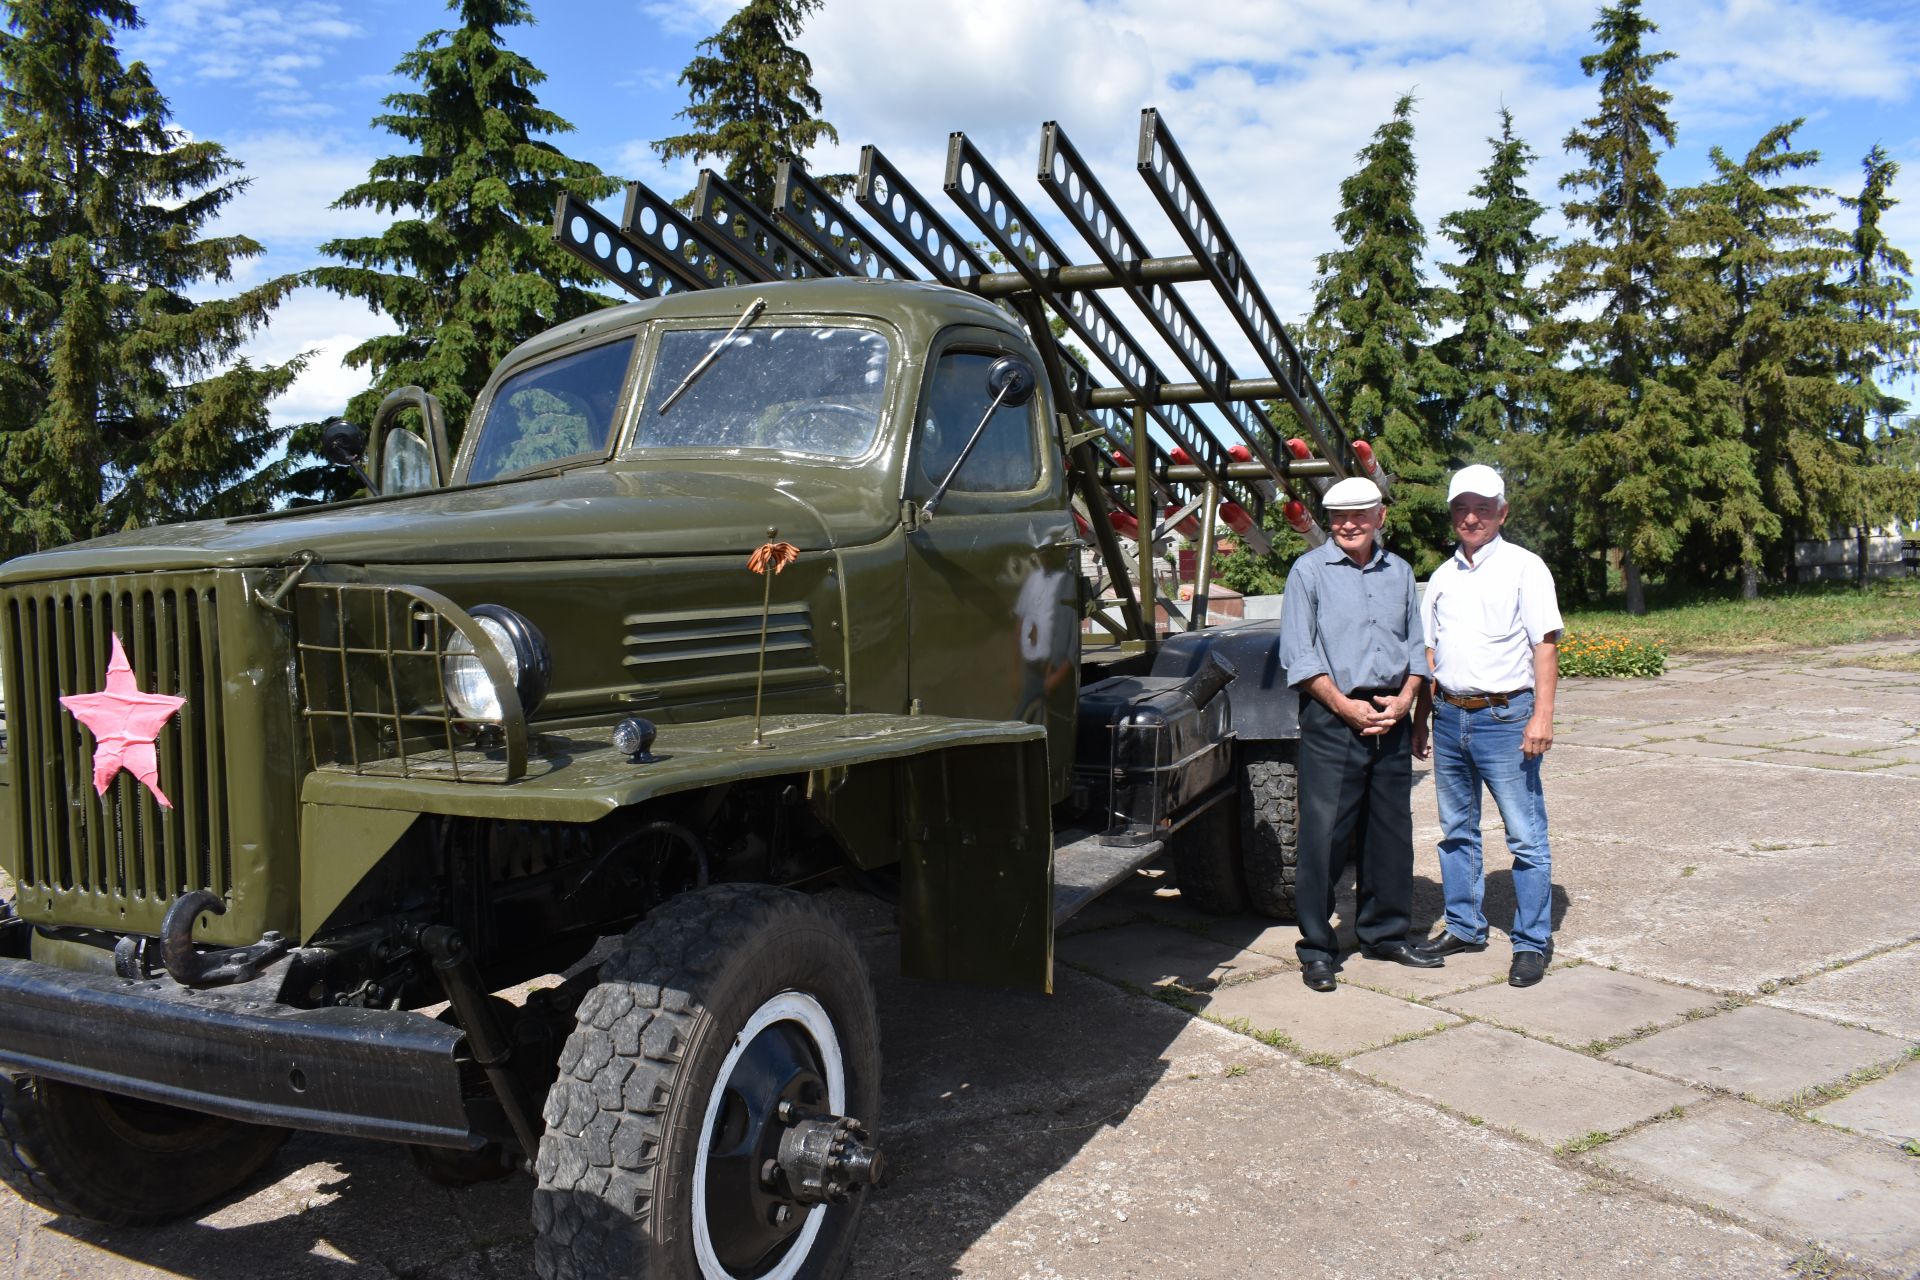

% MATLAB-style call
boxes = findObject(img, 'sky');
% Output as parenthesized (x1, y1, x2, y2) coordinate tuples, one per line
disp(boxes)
(111, 0, 1920, 432)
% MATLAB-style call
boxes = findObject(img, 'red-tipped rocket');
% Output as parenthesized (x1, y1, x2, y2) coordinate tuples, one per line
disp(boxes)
(1352, 438, 1381, 480)
(1109, 510, 1140, 540)
(1164, 503, 1201, 540)
(1072, 508, 1092, 538)
(1169, 446, 1192, 466)
(1284, 498, 1328, 548)
(1285, 438, 1311, 460)
(1219, 501, 1256, 536)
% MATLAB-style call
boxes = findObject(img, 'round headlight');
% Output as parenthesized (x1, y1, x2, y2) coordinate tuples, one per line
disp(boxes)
(443, 604, 551, 721)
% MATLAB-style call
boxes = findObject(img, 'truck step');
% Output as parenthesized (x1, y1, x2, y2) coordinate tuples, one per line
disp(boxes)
(1051, 831, 1164, 929)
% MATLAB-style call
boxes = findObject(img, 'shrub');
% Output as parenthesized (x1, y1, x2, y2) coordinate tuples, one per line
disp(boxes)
(1558, 630, 1666, 678)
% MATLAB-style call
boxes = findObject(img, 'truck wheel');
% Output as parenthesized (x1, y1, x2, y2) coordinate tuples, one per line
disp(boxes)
(0, 1073, 289, 1226)
(533, 884, 883, 1280)
(1169, 797, 1246, 914)
(1239, 741, 1300, 920)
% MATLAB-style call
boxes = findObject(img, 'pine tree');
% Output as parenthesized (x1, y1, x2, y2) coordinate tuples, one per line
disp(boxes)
(0, 0, 302, 557)
(1669, 121, 1856, 597)
(1546, 0, 1679, 614)
(1433, 108, 1551, 462)
(1836, 146, 1920, 584)
(653, 0, 840, 213)
(1305, 92, 1452, 573)
(301, 0, 618, 499)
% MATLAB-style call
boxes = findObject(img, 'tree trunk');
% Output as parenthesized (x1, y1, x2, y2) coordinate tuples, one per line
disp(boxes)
(1622, 552, 1646, 616)
(1740, 562, 1759, 600)
(1856, 527, 1870, 590)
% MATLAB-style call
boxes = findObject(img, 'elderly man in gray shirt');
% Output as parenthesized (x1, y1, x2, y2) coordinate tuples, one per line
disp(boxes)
(1279, 477, 1439, 991)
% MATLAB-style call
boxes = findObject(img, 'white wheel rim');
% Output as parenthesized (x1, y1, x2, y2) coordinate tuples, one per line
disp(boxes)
(691, 990, 846, 1280)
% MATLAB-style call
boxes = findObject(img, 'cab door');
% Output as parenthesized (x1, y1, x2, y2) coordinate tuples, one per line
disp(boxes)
(903, 329, 1079, 799)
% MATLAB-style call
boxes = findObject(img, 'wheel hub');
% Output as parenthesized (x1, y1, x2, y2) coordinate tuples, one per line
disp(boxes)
(697, 993, 882, 1279)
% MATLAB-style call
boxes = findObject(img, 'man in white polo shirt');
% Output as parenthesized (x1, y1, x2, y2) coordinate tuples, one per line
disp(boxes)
(1414, 465, 1564, 987)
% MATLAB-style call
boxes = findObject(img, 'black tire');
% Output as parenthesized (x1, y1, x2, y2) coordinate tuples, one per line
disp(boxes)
(533, 884, 881, 1280)
(1169, 796, 1246, 914)
(1239, 741, 1300, 920)
(0, 1073, 289, 1226)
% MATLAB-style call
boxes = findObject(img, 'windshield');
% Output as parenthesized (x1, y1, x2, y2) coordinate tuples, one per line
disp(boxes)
(635, 326, 889, 458)
(466, 338, 636, 483)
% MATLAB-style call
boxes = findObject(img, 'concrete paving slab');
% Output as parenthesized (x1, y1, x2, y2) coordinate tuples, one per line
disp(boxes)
(1609, 1004, 1914, 1103)
(1595, 1098, 1920, 1276)
(1556, 729, 1655, 748)
(1192, 970, 1461, 1058)
(1702, 725, 1821, 748)
(1811, 1066, 1920, 1147)
(1750, 748, 1897, 771)
(1635, 737, 1768, 759)
(1762, 943, 1920, 1041)
(862, 1045, 1792, 1280)
(1437, 964, 1722, 1049)
(1346, 1023, 1702, 1148)
(1056, 921, 1287, 993)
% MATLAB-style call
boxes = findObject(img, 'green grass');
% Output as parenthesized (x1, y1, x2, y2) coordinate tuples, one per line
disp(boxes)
(1562, 578, 1920, 657)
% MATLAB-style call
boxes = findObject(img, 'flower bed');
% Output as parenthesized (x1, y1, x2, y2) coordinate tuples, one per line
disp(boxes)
(1558, 630, 1667, 678)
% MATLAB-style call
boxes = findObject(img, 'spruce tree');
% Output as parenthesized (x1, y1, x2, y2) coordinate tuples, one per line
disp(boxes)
(1546, 0, 1679, 614)
(1433, 108, 1551, 461)
(301, 0, 618, 499)
(653, 0, 840, 213)
(0, 0, 302, 557)
(1669, 121, 1855, 597)
(1836, 146, 1920, 584)
(1305, 92, 1452, 573)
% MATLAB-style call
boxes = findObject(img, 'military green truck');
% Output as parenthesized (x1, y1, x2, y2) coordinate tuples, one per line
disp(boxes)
(0, 111, 1374, 1278)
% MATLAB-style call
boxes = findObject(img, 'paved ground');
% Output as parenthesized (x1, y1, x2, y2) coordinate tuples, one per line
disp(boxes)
(5, 640, 1920, 1277)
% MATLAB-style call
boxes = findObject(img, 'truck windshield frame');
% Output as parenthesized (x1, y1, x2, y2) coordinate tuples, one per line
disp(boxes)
(629, 323, 892, 459)
(464, 337, 639, 484)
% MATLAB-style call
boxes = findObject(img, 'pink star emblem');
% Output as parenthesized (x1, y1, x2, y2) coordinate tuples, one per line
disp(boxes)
(59, 633, 186, 809)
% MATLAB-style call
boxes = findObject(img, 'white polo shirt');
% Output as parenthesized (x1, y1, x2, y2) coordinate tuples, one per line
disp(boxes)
(1422, 536, 1563, 694)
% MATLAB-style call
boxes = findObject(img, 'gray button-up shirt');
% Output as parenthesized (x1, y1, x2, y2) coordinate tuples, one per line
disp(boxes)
(1279, 541, 1425, 693)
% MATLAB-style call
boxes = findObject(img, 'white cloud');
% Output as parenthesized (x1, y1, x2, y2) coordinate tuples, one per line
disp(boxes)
(216, 131, 388, 248)
(125, 1, 364, 118)
(237, 289, 396, 427)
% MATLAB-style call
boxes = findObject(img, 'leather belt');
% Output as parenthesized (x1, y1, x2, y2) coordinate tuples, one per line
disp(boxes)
(1438, 686, 1529, 710)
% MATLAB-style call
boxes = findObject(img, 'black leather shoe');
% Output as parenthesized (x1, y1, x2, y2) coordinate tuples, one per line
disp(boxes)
(1359, 941, 1445, 969)
(1302, 960, 1337, 992)
(1509, 952, 1548, 987)
(1417, 932, 1487, 959)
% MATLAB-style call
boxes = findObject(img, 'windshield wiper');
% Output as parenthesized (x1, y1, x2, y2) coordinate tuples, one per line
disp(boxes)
(656, 295, 767, 415)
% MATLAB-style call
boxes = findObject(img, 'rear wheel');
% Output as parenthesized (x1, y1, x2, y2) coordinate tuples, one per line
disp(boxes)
(0, 1074, 289, 1226)
(1169, 796, 1246, 914)
(1239, 741, 1300, 920)
(533, 884, 883, 1280)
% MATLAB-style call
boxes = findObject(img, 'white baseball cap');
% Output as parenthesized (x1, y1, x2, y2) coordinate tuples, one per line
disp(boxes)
(1447, 464, 1505, 502)
(1321, 476, 1384, 510)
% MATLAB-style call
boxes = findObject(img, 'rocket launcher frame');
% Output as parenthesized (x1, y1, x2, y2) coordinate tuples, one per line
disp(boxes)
(551, 110, 1377, 641)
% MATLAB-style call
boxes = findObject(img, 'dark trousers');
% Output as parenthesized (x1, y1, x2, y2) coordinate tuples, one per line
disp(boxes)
(1294, 693, 1414, 965)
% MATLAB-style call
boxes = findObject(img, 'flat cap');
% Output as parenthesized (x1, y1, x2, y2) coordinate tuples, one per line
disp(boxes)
(1322, 476, 1384, 510)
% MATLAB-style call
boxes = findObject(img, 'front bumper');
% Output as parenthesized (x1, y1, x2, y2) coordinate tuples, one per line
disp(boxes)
(0, 954, 479, 1148)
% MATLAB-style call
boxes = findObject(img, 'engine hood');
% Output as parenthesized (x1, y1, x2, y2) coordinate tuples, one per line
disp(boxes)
(0, 464, 885, 584)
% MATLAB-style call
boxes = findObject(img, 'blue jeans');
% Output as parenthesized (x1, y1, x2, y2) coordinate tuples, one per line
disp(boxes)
(1432, 690, 1553, 954)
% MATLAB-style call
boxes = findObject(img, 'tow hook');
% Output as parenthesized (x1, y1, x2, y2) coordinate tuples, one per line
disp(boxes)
(773, 1105, 886, 1204)
(158, 890, 287, 986)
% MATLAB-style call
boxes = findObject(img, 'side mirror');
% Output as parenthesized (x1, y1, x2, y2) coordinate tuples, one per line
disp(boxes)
(320, 417, 367, 467)
(987, 356, 1036, 407)
(321, 417, 379, 497)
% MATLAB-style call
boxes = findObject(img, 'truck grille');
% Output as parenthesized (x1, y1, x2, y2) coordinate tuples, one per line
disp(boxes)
(2, 576, 231, 905)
